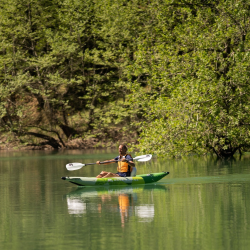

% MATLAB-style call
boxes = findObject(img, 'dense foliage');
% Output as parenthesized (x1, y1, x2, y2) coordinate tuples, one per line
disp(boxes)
(0, 0, 144, 148)
(1, 0, 250, 157)
(130, 0, 250, 158)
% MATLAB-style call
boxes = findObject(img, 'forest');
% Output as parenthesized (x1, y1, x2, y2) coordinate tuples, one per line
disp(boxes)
(1, 0, 250, 158)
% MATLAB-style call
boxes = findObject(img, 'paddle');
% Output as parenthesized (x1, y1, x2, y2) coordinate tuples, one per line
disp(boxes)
(66, 154, 152, 171)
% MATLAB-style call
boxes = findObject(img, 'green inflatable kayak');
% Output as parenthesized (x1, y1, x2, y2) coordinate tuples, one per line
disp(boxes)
(61, 172, 169, 187)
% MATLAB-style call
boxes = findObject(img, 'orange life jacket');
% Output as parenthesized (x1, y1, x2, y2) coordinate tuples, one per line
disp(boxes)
(117, 154, 132, 173)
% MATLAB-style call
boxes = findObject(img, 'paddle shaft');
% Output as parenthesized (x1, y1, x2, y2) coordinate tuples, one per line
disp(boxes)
(85, 160, 126, 166)
(66, 154, 152, 171)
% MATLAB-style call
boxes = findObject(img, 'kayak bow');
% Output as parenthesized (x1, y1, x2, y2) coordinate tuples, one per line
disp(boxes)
(61, 172, 169, 186)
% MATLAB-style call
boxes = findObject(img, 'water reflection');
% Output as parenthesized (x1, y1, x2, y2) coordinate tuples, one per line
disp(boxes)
(66, 185, 167, 227)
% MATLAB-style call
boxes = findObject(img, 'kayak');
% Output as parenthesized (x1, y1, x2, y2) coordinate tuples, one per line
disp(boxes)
(61, 172, 169, 187)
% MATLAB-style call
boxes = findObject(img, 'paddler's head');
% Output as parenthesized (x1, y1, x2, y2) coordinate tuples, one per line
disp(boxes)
(119, 144, 127, 156)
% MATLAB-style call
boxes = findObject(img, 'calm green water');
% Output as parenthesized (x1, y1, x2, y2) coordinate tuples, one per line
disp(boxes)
(1, 150, 250, 250)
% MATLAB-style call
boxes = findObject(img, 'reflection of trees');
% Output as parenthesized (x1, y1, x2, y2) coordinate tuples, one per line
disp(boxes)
(0, 156, 71, 246)
(1, 154, 250, 249)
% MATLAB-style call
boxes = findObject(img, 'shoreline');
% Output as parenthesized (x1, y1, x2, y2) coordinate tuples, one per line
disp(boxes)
(0, 137, 137, 151)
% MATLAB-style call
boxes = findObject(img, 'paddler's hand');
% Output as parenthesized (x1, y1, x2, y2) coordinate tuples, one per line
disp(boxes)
(96, 161, 100, 164)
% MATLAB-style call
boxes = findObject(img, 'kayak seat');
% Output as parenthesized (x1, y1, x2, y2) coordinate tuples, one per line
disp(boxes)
(131, 167, 137, 177)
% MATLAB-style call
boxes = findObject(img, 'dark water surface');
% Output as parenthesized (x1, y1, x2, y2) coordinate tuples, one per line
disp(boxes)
(1, 150, 250, 250)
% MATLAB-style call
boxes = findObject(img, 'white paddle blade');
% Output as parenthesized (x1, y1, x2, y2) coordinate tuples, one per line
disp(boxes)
(137, 157, 151, 162)
(66, 163, 85, 171)
(134, 154, 152, 161)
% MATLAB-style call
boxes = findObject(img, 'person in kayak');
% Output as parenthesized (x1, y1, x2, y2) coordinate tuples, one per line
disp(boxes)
(96, 144, 135, 178)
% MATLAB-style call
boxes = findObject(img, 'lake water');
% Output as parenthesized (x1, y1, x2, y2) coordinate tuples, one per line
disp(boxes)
(0, 150, 250, 250)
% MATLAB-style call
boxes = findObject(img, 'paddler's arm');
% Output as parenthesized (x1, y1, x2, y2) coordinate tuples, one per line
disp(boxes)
(122, 158, 135, 168)
(96, 159, 116, 165)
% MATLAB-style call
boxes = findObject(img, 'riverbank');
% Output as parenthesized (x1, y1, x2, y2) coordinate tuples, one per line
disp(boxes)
(0, 133, 138, 151)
